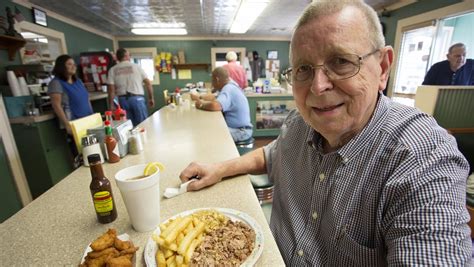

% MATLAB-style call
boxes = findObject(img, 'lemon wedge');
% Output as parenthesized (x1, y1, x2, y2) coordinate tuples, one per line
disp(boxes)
(143, 162, 165, 176)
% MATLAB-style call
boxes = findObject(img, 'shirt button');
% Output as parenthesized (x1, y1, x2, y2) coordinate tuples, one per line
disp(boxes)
(298, 250, 304, 256)
(319, 173, 325, 181)
(343, 157, 349, 163)
(312, 212, 318, 220)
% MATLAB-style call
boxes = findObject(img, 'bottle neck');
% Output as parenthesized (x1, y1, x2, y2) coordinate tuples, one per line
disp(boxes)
(105, 126, 113, 136)
(89, 161, 105, 180)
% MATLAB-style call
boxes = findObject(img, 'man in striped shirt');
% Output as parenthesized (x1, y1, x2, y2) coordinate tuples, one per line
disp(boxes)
(180, 1, 472, 265)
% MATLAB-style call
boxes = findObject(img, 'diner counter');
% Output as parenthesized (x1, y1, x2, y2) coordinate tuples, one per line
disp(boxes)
(0, 102, 285, 266)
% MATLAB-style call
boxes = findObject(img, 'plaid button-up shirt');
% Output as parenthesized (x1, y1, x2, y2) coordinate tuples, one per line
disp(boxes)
(264, 94, 471, 266)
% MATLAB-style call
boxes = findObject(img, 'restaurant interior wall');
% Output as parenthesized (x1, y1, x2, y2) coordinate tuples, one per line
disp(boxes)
(0, 0, 114, 86)
(118, 39, 290, 111)
(380, 0, 462, 47)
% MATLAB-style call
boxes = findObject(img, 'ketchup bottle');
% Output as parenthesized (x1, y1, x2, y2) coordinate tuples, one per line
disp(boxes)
(88, 154, 117, 224)
(114, 104, 127, 121)
(104, 120, 120, 163)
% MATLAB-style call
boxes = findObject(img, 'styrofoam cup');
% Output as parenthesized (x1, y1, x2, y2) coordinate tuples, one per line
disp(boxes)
(115, 164, 160, 232)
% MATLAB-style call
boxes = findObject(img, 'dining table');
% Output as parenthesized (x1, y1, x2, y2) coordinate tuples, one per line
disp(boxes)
(0, 99, 285, 266)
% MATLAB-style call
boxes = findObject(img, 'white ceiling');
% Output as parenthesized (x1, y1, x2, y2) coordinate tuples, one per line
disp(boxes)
(27, 0, 401, 38)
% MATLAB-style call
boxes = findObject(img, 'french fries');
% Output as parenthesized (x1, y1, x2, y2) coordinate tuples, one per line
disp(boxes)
(155, 210, 226, 266)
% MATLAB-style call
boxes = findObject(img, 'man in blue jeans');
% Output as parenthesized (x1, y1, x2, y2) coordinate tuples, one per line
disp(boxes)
(191, 67, 253, 142)
(107, 48, 155, 126)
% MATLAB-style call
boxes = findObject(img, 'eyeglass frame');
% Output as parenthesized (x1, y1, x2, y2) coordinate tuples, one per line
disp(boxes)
(283, 49, 381, 85)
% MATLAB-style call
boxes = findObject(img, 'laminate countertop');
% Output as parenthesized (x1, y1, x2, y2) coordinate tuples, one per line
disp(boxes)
(0, 102, 285, 266)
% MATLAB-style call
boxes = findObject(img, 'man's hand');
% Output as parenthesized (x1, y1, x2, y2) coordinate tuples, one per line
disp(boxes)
(148, 98, 155, 108)
(179, 162, 223, 191)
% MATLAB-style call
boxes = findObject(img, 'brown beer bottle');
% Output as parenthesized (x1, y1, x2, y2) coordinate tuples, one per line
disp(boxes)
(88, 154, 117, 224)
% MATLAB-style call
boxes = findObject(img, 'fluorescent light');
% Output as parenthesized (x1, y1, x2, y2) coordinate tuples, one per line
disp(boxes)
(131, 28, 188, 35)
(132, 22, 185, 28)
(230, 0, 270, 34)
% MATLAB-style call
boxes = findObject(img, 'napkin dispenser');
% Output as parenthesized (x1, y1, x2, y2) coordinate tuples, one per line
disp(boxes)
(87, 120, 133, 157)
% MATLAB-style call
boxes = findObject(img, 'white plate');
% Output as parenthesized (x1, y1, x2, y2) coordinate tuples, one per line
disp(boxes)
(144, 208, 264, 266)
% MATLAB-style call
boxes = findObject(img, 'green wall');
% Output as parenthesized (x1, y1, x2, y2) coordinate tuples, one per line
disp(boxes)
(0, 138, 22, 223)
(380, 0, 463, 47)
(0, 0, 114, 86)
(119, 40, 290, 110)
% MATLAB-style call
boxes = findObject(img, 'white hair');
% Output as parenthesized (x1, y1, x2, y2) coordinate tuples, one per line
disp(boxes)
(226, 51, 238, 62)
(294, 0, 385, 50)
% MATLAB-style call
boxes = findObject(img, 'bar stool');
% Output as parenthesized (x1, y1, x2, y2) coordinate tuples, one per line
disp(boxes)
(251, 174, 274, 204)
(235, 137, 274, 204)
(235, 137, 255, 155)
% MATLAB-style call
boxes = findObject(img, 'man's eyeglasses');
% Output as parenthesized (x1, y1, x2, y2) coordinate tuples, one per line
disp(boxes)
(283, 49, 380, 85)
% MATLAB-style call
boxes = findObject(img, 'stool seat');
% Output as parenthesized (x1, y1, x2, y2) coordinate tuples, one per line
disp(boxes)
(236, 137, 255, 156)
(250, 174, 274, 204)
(235, 137, 255, 146)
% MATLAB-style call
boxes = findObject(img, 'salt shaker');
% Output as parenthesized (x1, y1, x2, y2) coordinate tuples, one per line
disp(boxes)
(82, 134, 104, 166)
(128, 128, 143, 154)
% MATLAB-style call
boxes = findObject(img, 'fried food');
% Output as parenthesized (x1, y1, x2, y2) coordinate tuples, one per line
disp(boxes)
(119, 246, 139, 256)
(114, 238, 131, 251)
(86, 247, 119, 259)
(81, 228, 138, 267)
(90, 229, 117, 251)
(86, 253, 115, 267)
(105, 255, 133, 267)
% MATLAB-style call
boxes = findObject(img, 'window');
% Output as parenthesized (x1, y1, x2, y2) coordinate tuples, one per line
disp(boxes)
(126, 48, 160, 85)
(389, 0, 474, 99)
(14, 21, 67, 64)
(393, 24, 436, 95)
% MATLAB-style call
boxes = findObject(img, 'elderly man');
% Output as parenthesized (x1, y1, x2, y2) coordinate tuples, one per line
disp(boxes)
(423, 43, 474, 85)
(191, 67, 252, 142)
(223, 51, 248, 89)
(181, 1, 471, 265)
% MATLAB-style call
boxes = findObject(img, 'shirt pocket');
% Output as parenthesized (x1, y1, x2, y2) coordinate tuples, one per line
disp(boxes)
(335, 224, 381, 266)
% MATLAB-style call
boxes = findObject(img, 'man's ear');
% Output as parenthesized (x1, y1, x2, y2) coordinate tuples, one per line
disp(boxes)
(379, 46, 394, 91)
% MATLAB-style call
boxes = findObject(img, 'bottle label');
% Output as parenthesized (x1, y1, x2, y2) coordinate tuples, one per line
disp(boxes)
(93, 191, 114, 213)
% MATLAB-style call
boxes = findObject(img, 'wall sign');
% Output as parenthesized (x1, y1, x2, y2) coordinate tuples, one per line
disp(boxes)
(32, 8, 47, 27)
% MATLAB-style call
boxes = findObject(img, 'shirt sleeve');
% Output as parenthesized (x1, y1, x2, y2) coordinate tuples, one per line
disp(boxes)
(47, 79, 63, 94)
(383, 143, 471, 265)
(216, 89, 231, 112)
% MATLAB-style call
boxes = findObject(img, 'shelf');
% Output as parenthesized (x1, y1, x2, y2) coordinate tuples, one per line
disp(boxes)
(6, 64, 54, 73)
(174, 63, 210, 70)
(0, 35, 26, 61)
